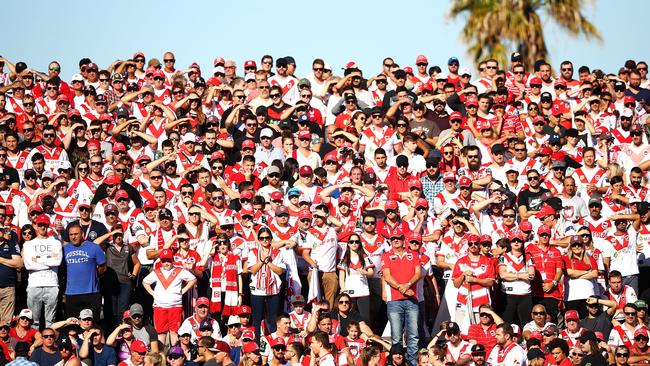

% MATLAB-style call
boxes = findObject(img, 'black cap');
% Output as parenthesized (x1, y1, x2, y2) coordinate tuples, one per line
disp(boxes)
(614, 80, 626, 89)
(255, 106, 267, 117)
(276, 58, 288, 67)
(116, 107, 129, 119)
(541, 92, 552, 101)
(565, 128, 579, 138)
(370, 106, 383, 115)
(578, 330, 598, 343)
(389, 344, 405, 355)
(394, 70, 407, 79)
(637, 201, 650, 215)
(284, 56, 296, 65)
(527, 348, 545, 360)
(511, 52, 522, 62)
(396, 155, 409, 167)
(363, 173, 377, 184)
(491, 143, 506, 155)
(344, 93, 357, 101)
(456, 208, 471, 220)
(446, 322, 461, 335)
(158, 208, 174, 219)
(471, 344, 486, 355)
(58, 338, 74, 349)
(15, 62, 27, 74)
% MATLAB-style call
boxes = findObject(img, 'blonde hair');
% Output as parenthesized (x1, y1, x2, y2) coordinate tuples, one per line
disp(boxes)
(145, 352, 163, 366)
(607, 163, 624, 181)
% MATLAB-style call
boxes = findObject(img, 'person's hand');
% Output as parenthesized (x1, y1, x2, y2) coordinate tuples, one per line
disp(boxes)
(397, 283, 409, 294)
(66, 317, 79, 325)
(542, 282, 553, 293)
(405, 289, 415, 297)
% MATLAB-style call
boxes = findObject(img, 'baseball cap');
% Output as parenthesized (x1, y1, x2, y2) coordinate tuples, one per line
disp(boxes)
(260, 128, 274, 139)
(299, 166, 313, 176)
(242, 139, 256, 149)
(34, 214, 50, 226)
(458, 176, 472, 187)
(238, 305, 252, 315)
(275, 205, 289, 216)
(131, 340, 147, 353)
(542, 323, 559, 336)
(578, 330, 598, 343)
(199, 320, 213, 330)
(243, 342, 260, 353)
(167, 345, 184, 357)
(270, 338, 287, 349)
(291, 294, 306, 304)
(446, 322, 461, 335)
(448, 57, 459, 65)
(635, 300, 648, 309)
(416, 55, 428, 64)
(536, 206, 556, 219)
(129, 303, 144, 316)
(79, 309, 93, 320)
(385, 200, 398, 210)
(537, 224, 551, 235)
(519, 221, 533, 232)
(442, 172, 456, 182)
(565, 310, 579, 321)
(471, 344, 486, 355)
(491, 143, 506, 155)
(196, 297, 210, 307)
(408, 178, 422, 190)
(389, 227, 404, 239)
(449, 111, 463, 121)
(18, 308, 33, 320)
(415, 198, 429, 208)
(527, 348, 545, 360)
(159, 249, 174, 260)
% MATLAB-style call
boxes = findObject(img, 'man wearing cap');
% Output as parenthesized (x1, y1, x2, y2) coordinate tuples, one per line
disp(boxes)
(23, 213, 62, 328)
(527, 222, 563, 323)
(62, 223, 106, 321)
(254, 128, 283, 168)
(268, 58, 298, 96)
(143, 248, 197, 346)
(559, 310, 587, 347)
(178, 297, 221, 344)
(381, 227, 421, 363)
(359, 104, 403, 164)
(116, 338, 147, 366)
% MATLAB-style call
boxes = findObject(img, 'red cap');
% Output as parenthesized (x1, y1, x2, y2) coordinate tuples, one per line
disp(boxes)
(270, 191, 283, 201)
(449, 111, 463, 120)
(594, 331, 605, 341)
(115, 189, 129, 200)
(196, 297, 210, 307)
(508, 231, 525, 241)
(104, 174, 120, 186)
(479, 234, 492, 243)
(241, 207, 254, 217)
(385, 200, 398, 210)
(159, 249, 174, 260)
(112, 142, 126, 152)
(122, 310, 131, 320)
(242, 329, 255, 340)
(244, 60, 257, 68)
(519, 220, 533, 232)
(4, 205, 13, 216)
(298, 130, 312, 140)
(67, 109, 81, 118)
(403, 66, 413, 74)
(415, 198, 429, 208)
(634, 328, 648, 338)
(238, 305, 252, 315)
(624, 96, 636, 104)
(323, 153, 338, 163)
(153, 69, 165, 79)
(389, 227, 404, 239)
(34, 214, 50, 226)
(537, 224, 552, 235)
(529, 331, 543, 340)
(458, 176, 472, 187)
(99, 113, 113, 121)
(529, 77, 542, 85)
(344, 61, 358, 70)
(467, 234, 480, 242)
(408, 178, 422, 189)
(536, 206, 556, 219)
(206, 77, 222, 87)
(554, 78, 567, 87)
(56, 95, 69, 103)
(210, 151, 225, 161)
(270, 337, 286, 348)
(299, 166, 313, 176)
(298, 209, 311, 220)
(339, 196, 351, 205)
(145, 66, 156, 76)
(240, 191, 254, 200)
(87, 139, 101, 149)
(131, 340, 147, 353)
(538, 146, 553, 156)
(133, 52, 145, 59)
(442, 172, 456, 182)
(243, 342, 260, 353)
(213, 57, 225, 65)
(242, 139, 256, 149)
(565, 310, 579, 321)
(29, 203, 42, 213)
(408, 232, 422, 243)
(416, 55, 428, 64)
(465, 99, 478, 107)
(144, 200, 157, 210)
(421, 82, 434, 91)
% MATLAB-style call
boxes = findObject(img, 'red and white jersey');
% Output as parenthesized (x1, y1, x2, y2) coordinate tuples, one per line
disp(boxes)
(589, 111, 616, 131)
(542, 177, 565, 196)
(6, 150, 31, 173)
(486, 341, 527, 366)
(578, 215, 612, 244)
(154, 88, 172, 105)
(498, 253, 533, 295)
(29, 145, 69, 172)
(624, 184, 649, 203)
(457, 166, 492, 183)
(359, 126, 401, 163)
(268, 75, 298, 95)
(527, 243, 563, 299)
(445, 340, 472, 364)
(360, 233, 389, 279)
(507, 157, 540, 180)
(608, 324, 647, 348)
(571, 166, 606, 199)
(451, 254, 495, 310)
(289, 311, 311, 331)
(433, 190, 459, 215)
(606, 285, 638, 310)
(142, 267, 196, 308)
(560, 327, 585, 348)
(619, 143, 650, 168)
(611, 127, 632, 145)
(437, 232, 470, 278)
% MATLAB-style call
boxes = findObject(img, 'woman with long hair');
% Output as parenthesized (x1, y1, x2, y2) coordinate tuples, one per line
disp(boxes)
(246, 227, 286, 340)
(74, 161, 90, 180)
(563, 235, 598, 318)
(330, 293, 375, 339)
(498, 236, 535, 325)
(202, 233, 242, 319)
(337, 234, 374, 322)
(578, 226, 607, 295)
(438, 143, 460, 174)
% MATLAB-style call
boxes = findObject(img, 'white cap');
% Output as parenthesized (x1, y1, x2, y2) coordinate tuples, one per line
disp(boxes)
(58, 161, 72, 170)
(621, 108, 634, 118)
(298, 194, 311, 203)
(323, 63, 332, 71)
(260, 128, 274, 138)
(244, 73, 256, 82)
(79, 309, 93, 320)
(71, 74, 84, 82)
(436, 72, 448, 80)
(227, 315, 241, 326)
(220, 216, 234, 226)
(459, 67, 471, 76)
(18, 309, 33, 320)
(182, 133, 198, 143)
(213, 66, 225, 74)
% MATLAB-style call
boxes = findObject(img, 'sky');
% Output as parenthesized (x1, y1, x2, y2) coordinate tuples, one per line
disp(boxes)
(2, 0, 648, 80)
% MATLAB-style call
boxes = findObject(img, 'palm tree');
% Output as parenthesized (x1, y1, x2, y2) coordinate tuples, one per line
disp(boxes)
(449, 0, 601, 69)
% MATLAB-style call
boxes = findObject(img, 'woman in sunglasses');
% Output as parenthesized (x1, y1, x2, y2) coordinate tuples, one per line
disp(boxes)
(498, 233, 535, 325)
(337, 234, 374, 322)
(563, 235, 598, 318)
(201, 233, 242, 320)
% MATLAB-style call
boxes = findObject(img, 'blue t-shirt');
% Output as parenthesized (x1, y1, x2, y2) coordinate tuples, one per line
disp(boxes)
(0, 238, 20, 288)
(63, 240, 106, 295)
(91, 344, 117, 366)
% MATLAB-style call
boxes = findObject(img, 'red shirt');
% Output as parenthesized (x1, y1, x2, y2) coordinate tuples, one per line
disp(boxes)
(381, 249, 420, 301)
(527, 243, 564, 299)
(385, 171, 415, 201)
(467, 323, 498, 355)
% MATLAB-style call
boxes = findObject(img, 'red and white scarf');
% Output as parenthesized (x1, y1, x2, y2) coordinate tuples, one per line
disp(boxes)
(210, 253, 240, 315)
(252, 246, 279, 296)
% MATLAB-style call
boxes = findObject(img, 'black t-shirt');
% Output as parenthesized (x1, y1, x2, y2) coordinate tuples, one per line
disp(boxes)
(579, 352, 607, 366)
(18, 139, 42, 151)
(517, 187, 550, 211)
(29, 348, 62, 366)
(0, 238, 20, 287)
(580, 311, 612, 340)
(63, 220, 108, 242)
(330, 310, 363, 337)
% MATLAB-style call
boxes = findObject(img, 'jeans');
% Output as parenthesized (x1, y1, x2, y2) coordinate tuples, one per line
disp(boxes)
(27, 286, 59, 328)
(387, 299, 419, 365)
(251, 294, 280, 340)
(112, 283, 132, 326)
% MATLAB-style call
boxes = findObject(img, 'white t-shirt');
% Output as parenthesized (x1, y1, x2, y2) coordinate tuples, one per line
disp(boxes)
(486, 342, 527, 366)
(142, 267, 196, 308)
(23, 237, 63, 288)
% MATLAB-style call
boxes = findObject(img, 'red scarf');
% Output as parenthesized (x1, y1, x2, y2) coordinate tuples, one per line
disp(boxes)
(210, 253, 240, 315)
(253, 246, 279, 296)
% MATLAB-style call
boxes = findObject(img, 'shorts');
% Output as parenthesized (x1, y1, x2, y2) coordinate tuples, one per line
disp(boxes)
(153, 306, 183, 333)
